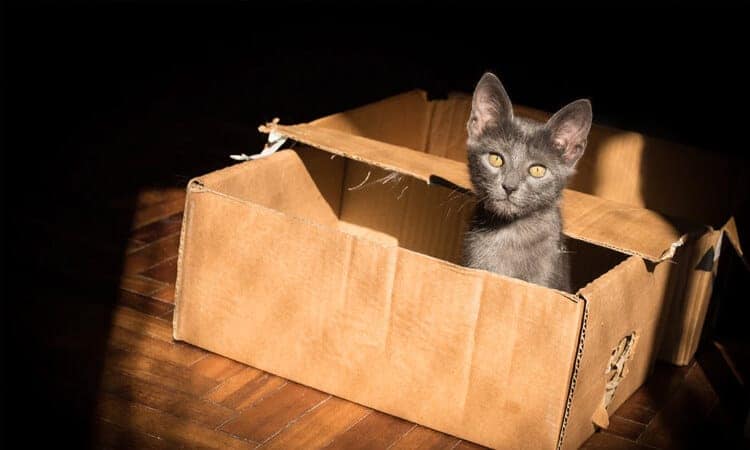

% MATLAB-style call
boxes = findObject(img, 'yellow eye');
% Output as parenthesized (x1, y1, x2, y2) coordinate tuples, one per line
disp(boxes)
(487, 153, 504, 167)
(529, 165, 547, 178)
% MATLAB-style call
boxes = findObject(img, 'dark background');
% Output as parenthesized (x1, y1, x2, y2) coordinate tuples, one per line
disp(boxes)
(3, 4, 750, 448)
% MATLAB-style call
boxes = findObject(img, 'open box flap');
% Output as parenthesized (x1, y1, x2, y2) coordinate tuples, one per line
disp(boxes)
(273, 87, 749, 235)
(723, 217, 742, 256)
(260, 122, 471, 190)
(260, 122, 704, 263)
(721, 217, 748, 268)
(560, 190, 706, 263)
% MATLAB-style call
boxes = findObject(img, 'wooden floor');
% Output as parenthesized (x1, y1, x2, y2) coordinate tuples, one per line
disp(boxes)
(92, 187, 749, 450)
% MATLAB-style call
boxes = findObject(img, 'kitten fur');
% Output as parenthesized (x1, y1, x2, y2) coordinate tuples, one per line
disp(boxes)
(462, 72, 592, 292)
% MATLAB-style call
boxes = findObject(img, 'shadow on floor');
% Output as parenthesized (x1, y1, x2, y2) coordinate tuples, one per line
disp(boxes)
(4, 6, 750, 449)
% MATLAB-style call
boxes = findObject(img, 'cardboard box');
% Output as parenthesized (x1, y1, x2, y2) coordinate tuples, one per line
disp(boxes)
(173, 90, 745, 449)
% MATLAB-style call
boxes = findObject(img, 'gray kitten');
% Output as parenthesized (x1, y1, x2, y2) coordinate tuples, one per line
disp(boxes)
(461, 73, 592, 292)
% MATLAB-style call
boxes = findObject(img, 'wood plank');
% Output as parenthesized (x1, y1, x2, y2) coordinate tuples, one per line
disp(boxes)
(104, 349, 218, 397)
(697, 339, 749, 418)
(117, 290, 174, 318)
(259, 395, 370, 449)
(324, 410, 413, 450)
(134, 188, 186, 210)
(94, 418, 202, 450)
(107, 325, 206, 367)
(150, 285, 176, 304)
(130, 212, 184, 245)
(122, 233, 180, 276)
(221, 382, 330, 442)
(111, 305, 174, 342)
(611, 404, 654, 427)
(190, 354, 248, 383)
(388, 426, 460, 450)
(637, 362, 719, 449)
(160, 309, 175, 322)
(132, 197, 185, 229)
(119, 274, 167, 297)
(581, 432, 655, 450)
(205, 367, 266, 403)
(97, 394, 256, 450)
(206, 368, 288, 410)
(100, 371, 236, 428)
(605, 415, 647, 442)
(615, 363, 691, 418)
(126, 238, 147, 254)
(141, 256, 178, 284)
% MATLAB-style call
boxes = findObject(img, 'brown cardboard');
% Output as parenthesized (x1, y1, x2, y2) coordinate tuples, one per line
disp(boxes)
(173, 90, 745, 449)
(175, 150, 585, 448)
(263, 122, 701, 263)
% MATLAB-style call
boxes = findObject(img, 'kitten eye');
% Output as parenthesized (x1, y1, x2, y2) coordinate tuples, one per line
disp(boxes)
(487, 153, 504, 167)
(529, 165, 547, 178)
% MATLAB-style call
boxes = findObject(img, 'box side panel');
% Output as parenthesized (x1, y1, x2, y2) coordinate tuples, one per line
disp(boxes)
(338, 161, 413, 241)
(563, 255, 676, 450)
(196, 150, 340, 228)
(561, 189, 700, 262)
(296, 146, 347, 217)
(422, 96, 551, 166)
(425, 97, 472, 161)
(658, 230, 723, 365)
(567, 239, 629, 293)
(339, 160, 475, 265)
(569, 130, 738, 229)
(174, 192, 583, 449)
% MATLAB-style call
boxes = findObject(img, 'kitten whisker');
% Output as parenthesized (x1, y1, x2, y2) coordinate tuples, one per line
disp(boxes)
(456, 197, 476, 214)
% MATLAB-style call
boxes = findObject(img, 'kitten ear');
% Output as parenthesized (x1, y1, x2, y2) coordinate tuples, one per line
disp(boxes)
(468, 72, 513, 138)
(546, 99, 592, 166)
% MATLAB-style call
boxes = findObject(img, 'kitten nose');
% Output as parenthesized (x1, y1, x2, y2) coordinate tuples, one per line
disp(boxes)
(502, 183, 518, 195)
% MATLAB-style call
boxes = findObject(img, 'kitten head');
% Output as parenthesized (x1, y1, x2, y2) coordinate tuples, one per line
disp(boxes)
(466, 72, 592, 220)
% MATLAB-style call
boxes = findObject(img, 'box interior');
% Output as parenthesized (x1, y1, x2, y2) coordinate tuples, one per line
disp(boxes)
(212, 145, 629, 293)
(308, 90, 747, 231)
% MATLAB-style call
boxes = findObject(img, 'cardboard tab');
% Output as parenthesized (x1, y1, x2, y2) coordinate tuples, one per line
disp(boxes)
(722, 217, 746, 262)
(591, 403, 610, 429)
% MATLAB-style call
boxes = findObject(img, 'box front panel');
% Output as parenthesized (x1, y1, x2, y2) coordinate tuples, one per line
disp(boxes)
(563, 256, 677, 450)
(174, 191, 585, 449)
(658, 230, 723, 365)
